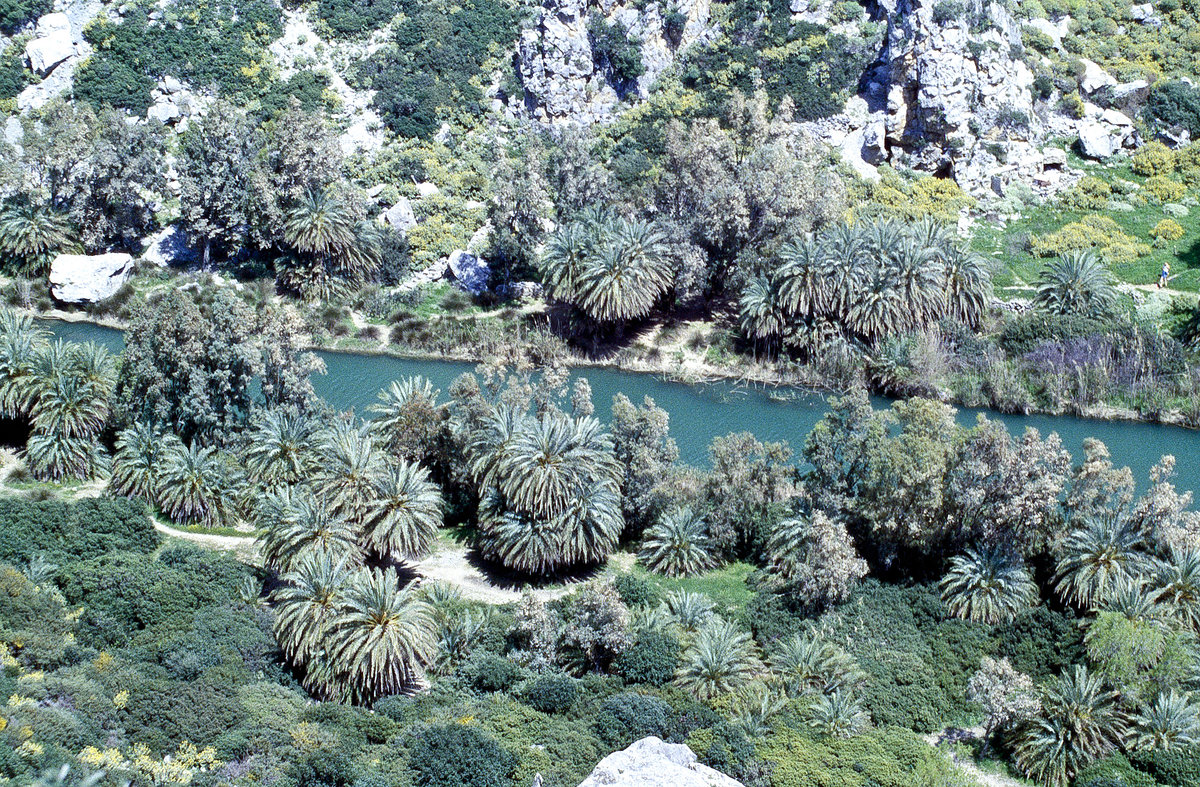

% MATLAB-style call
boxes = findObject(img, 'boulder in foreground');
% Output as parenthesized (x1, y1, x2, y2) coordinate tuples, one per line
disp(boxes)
(576, 737, 744, 787)
(49, 253, 134, 303)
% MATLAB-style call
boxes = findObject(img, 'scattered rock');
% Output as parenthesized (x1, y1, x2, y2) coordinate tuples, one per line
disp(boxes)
(49, 253, 135, 303)
(576, 737, 744, 787)
(25, 13, 75, 75)
(382, 197, 418, 234)
(1078, 58, 1117, 94)
(499, 281, 544, 300)
(446, 250, 491, 294)
(1077, 121, 1121, 159)
(415, 182, 440, 198)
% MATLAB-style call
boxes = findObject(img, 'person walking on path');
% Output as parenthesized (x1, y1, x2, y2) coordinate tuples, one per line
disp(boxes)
(1160, 261, 1171, 288)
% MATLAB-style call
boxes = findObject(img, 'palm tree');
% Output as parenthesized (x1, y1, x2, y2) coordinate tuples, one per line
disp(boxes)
(770, 632, 862, 698)
(24, 431, 105, 482)
(640, 507, 715, 578)
(155, 441, 232, 527)
(1034, 251, 1119, 318)
(732, 684, 787, 737)
(1153, 546, 1200, 631)
(674, 617, 761, 700)
(1134, 690, 1200, 751)
(807, 690, 870, 738)
(539, 220, 594, 303)
(943, 246, 992, 327)
(284, 188, 358, 257)
(940, 546, 1037, 625)
(0, 197, 75, 275)
(776, 238, 825, 320)
(326, 567, 436, 704)
(367, 377, 441, 458)
(738, 275, 786, 349)
(1056, 517, 1150, 608)
(886, 238, 944, 327)
(110, 423, 173, 500)
(279, 188, 380, 300)
(0, 309, 46, 418)
(29, 373, 107, 440)
(363, 460, 443, 563)
(661, 590, 715, 632)
(272, 550, 353, 667)
(1015, 665, 1128, 787)
(257, 489, 362, 572)
(848, 267, 907, 344)
(577, 218, 671, 323)
(316, 420, 383, 523)
(244, 409, 318, 486)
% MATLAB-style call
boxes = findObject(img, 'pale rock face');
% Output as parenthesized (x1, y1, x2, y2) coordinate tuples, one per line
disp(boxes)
(516, 0, 713, 125)
(1026, 16, 1070, 49)
(49, 253, 135, 303)
(382, 198, 418, 234)
(140, 225, 196, 267)
(576, 737, 744, 787)
(18, 0, 101, 109)
(1078, 58, 1117, 94)
(1077, 120, 1129, 159)
(25, 13, 75, 74)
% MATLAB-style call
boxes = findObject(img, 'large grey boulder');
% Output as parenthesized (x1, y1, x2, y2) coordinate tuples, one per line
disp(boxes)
(140, 225, 195, 267)
(446, 250, 490, 294)
(1077, 120, 1122, 159)
(49, 253, 134, 303)
(576, 737, 744, 787)
(1079, 58, 1117, 94)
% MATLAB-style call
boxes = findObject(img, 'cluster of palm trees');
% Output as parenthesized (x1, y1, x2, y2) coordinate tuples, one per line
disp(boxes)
(939, 516, 1200, 785)
(0, 312, 114, 481)
(539, 210, 672, 325)
(462, 400, 624, 574)
(1033, 250, 1121, 318)
(738, 217, 993, 353)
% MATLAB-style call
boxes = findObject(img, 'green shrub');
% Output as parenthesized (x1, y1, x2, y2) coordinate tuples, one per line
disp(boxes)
(932, 0, 964, 23)
(997, 605, 1084, 679)
(317, 0, 401, 37)
(762, 725, 974, 787)
(119, 679, 246, 751)
(1075, 754, 1159, 787)
(258, 69, 332, 117)
(1131, 141, 1176, 176)
(0, 0, 50, 33)
(0, 497, 159, 566)
(588, 17, 645, 86)
(288, 750, 361, 787)
(1146, 79, 1200, 137)
(613, 572, 660, 608)
(594, 692, 674, 748)
(997, 311, 1113, 357)
(466, 653, 525, 694)
(614, 630, 681, 686)
(1129, 745, 1200, 787)
(522, 673, 578, 714)
(0, 41, 29, 100)
(407, 724, 516, 787)
(1060, 176, 1112, 211)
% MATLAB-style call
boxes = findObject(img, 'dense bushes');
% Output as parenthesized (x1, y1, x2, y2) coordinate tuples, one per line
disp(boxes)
(594, 692, 674, 747)
(614, 629, 680, 686)
(522, 673, 578, 713)
(0, 496, 158, 565)
(363, 0, 519, 138)
(407, 724, 516, 787)
(1146, 79, 1200, 136)
(0, 0, 49, 33)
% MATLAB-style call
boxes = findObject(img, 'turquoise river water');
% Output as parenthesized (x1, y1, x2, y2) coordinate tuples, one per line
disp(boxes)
(41, 318, 1200, 493)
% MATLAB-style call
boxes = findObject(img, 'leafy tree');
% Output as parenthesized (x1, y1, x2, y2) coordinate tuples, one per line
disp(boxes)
(0, 0, 51, 33)
(488, 135, 550, 282)
(702, 431, 798, 561)
(407, 724, 515, 787)
(765, 511, 868, 608)
(939, 547, 1037, 625)
(967, 657, 1041, 749)
(609, 393, 680, 535)
(560, 580, 631, 673)
(588, 17, 645, 86)
(367, 376, 447, 466)
(178, 104, 259, 267)
(258, 305, 326, 413)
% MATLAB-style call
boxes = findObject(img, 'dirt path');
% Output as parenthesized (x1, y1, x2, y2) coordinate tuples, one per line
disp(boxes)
(924, 729, 1029, 787)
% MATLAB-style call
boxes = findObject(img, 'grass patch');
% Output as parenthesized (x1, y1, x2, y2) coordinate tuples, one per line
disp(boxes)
(629, 561, 756, 615)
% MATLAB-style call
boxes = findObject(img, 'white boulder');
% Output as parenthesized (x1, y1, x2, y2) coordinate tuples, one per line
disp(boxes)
(49, 253, 135, 303)
(140, 225, 195, 267)
(576, 737, 744, 787)
(1079, 58, 1117, 94)
(415, 181, 440, 198)
(25, 13, 75, 75)
(1077, 121, 1121, 159)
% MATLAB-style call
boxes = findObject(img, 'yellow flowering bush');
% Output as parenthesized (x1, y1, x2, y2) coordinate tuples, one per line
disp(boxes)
(868, 168, 976, 222)
(1150, 218, 1186, 246)
(1131, 141, 1176, 177)
(1031, 214, 1153, 263)
(1060, 176, 1113, 211)
(113, 689, 129, 709)
(1137, 175, 1187, 205)
(7, 695, 34, 708)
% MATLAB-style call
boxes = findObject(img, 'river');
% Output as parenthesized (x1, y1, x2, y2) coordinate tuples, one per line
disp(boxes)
(42, 318, 1200, 493)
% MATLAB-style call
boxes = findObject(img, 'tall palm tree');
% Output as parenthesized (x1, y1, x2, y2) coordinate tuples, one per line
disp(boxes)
(1134, 690, 1200, 751)
(738, 275, 786, 347)
(886, 239, 944, 327)
(363, 460, 443, 563)
(0, 309, 46, 418)
(1035, 251, 1119, 318)
(367, 377, 441, 458)
(0, 197, 75, 275)
(940, 546, 1037, 625)
(272, 550, 353, 667)
(662, 590, 715, 632)
(29, 373, 107, 440)
(316, 420, 384, 523)
(280, 188, 380, 300)
(640, 507, 715, 578)
(1056, 517, 1150, 608)
(257, 489, 362, 572)
(244, 409, 318, 487)
(578, 218, 671, 323)
(284, 188, 358, 257)
(1015, 665, 1128, 787)
(327, 567, 436, 704)
(155, 441, 232, 527)
(110, 423, 173, 500)
(770, 632, 862, 698)
(776, 238, 825, 320)
(943, 246, 992, 327)
(674, 618, 761, 700)
(539, 220, 593, 303)
(848, 267, 907, 344)
(1153, 546, 1200, 632)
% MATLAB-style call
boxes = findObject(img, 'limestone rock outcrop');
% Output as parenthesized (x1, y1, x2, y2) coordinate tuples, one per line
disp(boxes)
(515, 0, 712, 125)
(49, 253, 135, 303)
(575, 737, 744, 787)
(18, 1, 99, 111)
